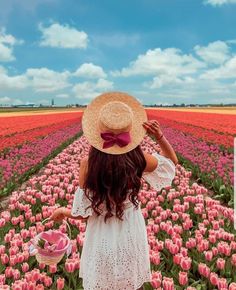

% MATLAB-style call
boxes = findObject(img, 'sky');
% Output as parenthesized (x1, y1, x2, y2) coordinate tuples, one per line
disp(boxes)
(0, 0, 236, 106)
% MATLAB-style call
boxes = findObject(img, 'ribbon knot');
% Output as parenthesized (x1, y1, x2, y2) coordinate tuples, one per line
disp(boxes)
(100, 132, 131, 149)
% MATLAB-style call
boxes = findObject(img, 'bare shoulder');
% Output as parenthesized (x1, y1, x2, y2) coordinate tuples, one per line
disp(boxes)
(142, 152, 158, 172)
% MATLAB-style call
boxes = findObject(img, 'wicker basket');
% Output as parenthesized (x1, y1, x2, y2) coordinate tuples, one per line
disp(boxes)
(29, 217, 72, 265)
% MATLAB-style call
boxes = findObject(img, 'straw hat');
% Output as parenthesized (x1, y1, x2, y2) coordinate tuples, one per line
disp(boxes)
(82, 91, 147, 155)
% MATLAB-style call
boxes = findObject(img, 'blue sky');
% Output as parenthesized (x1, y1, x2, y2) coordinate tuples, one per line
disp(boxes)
(0, 0, 236, 106)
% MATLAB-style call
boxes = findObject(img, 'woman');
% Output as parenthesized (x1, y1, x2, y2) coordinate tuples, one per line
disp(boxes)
(50, 92, 178, 290)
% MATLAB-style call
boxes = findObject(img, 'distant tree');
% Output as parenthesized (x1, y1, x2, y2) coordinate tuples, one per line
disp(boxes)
(181, 103, 185, 107)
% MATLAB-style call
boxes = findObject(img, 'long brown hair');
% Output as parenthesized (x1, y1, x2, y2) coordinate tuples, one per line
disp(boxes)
(83, 145, 146, 223)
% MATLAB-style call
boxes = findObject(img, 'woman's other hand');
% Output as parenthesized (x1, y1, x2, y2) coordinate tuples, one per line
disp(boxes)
(142, 120, 163, 139)
(49, 208, 66, 222)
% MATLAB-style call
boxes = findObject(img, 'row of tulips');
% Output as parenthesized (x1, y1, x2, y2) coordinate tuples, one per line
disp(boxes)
(0, 134, 236, 289)
(146, 113, 233, 150)
(147, 112, 234, 207)
(0, 121, 82, 197)
(147, 109, 236, 136)
(0, 117, 82, 153)
(0, 112, 82, 138)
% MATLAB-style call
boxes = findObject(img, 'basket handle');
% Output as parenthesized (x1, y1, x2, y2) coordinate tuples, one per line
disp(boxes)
(42, 217, 72, 240)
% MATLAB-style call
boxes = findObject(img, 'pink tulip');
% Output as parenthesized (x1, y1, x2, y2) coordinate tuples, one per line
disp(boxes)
(198, 263, 210, 278)
(0, 274, 6, 284)
(204, 250, 213, 261)
(180, 257, 191, 271)
(229, 282, 236, 290)
(1, 254, 9, 264)
(210, 272, 219, 286)
(65, 261, 75, 273)
(162, 277, 174, 290)
(216, 258, 225, 270)
(12, 269, 20, 280)
(0, 245, 6, 254)
(231, 254, 236, 266)
(49, 264, 57, 273)
(28, 281, 37, 290)
(151, 278, 161, 289)
(44, 276, 52, 287)
(35, 284, 44, 289)
(212, 247, 218, 256)
(32, 270, 40, 282)
(173, 253, 182, 265)
(169, 243, 179, 255)
(57, 277, 65, 290)
(217, 278, 228, 289)
(152, 253, 160, 265)
(21, 262, 29, 273)
(179, 272, 188, 286)
(39, 263, 46, 269)
(9, 246, 18, 256)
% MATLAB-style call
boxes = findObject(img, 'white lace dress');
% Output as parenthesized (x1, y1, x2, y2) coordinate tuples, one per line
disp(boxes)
(71, 152, 176, 290)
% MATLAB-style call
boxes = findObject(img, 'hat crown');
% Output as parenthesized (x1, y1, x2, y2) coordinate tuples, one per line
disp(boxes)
(99, 101, 133, 131)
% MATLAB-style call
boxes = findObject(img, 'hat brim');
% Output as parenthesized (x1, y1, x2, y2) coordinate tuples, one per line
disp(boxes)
(82, 91, 148, 154)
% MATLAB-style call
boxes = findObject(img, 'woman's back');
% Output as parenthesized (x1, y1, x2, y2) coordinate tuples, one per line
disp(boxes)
(79, 145, 147, 223)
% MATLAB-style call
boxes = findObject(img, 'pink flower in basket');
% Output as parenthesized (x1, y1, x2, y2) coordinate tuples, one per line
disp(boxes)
(31, 229, 71, 257)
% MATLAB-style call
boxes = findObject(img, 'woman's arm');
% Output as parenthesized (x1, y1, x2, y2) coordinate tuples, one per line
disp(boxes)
(49, 207, 89, 222)
(143, 120, 178, 165)
(62, 207, 89, 222)
(156, 135, 178, 165)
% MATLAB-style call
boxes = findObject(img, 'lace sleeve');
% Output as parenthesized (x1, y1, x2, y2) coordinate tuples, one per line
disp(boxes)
(71, 186, 93, 218)
(142, 152, 176, 191)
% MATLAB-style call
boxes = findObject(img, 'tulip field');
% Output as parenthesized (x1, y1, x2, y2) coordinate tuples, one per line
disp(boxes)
(147, 109, 234, 207)
(0, 112, 83, 197)
(0, 108, 235, 289)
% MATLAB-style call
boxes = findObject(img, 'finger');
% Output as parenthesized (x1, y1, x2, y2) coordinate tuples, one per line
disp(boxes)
(147, 128, 156, 134)
(146, 122, 158, 130)
(153, 123, 160, 129)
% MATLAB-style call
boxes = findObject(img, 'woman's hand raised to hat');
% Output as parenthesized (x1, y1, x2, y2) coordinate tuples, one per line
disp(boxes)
(142, 120, 163, 140)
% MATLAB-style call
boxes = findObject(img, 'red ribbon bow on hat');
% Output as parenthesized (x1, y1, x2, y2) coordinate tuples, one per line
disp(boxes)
(100, 132, 131, 149)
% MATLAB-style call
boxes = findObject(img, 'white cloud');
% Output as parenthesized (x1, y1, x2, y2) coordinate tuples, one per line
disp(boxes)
(112, 47, 205, 77)
(0, 96, 23, 105)
(0, 96, 11, 103)
(0, 27, 23, 62)
(39, 22, 88, 49)
(150, 75, 195, 89)
(74, 63, 106, 79)
(194, 41, 230, 65)
(25, 68, 71, 92)
(0, 66, 71, 92)
(0, 66, 28, 89)
(200, 56, 236, 79)
(204, 0, 236, 6)
(96, 78, 113, 89)
(72, 78, 113, 102)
